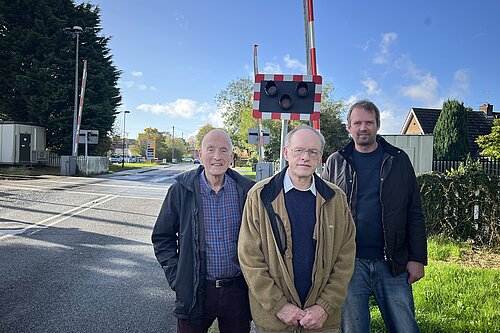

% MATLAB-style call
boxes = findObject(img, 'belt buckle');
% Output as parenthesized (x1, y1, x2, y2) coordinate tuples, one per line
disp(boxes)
(215, 279, 222, 288)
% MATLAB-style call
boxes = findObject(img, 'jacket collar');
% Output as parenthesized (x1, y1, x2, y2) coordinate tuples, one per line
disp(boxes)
(175, 165, 254, 192)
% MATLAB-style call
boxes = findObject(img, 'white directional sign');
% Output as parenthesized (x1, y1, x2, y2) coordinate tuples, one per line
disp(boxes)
(79, 130, 99, 144)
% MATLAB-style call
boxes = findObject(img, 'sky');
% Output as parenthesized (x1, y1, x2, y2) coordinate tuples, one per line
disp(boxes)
(80, 0, 500, 140)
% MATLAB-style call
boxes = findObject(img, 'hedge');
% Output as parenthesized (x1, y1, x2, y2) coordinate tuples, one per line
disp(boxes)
(417, 171, 500, 247)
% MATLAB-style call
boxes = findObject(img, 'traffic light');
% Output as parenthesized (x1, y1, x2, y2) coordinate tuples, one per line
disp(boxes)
(253, 74, 322, 120)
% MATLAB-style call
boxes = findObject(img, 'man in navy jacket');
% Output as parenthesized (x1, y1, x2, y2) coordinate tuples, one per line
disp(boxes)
(323, 99, 427, 333)
(152, 129, 255, 333)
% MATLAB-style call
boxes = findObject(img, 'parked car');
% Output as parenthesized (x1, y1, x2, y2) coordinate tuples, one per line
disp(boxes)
(181, 157, 194, 163)
(109, 155, 122, 164)
(193, 158, 201, 164)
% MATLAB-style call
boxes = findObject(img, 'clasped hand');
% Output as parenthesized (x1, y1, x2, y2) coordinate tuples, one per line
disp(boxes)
(276, 303, 327, 330)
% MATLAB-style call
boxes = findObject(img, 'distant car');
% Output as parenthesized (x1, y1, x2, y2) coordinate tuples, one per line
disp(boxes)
(182, 157, 194, 163)
(193, 158, 201, 164)
(109, 155, 122, 163)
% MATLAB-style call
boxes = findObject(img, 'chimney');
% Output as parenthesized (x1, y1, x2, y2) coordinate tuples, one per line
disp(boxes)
(479, 103, 493, 116)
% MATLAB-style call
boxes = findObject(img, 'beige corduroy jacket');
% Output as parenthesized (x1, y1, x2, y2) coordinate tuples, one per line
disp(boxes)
(238, 169, 356, 332)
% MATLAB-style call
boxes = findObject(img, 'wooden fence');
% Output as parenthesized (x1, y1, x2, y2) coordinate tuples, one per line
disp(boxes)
(433, 158, 500, 176)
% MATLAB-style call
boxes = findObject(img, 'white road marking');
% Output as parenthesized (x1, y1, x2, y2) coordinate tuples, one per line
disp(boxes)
(0, 194, 117, 240)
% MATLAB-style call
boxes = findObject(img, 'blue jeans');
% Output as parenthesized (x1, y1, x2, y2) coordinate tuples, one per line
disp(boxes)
(341, 258, 420, 333)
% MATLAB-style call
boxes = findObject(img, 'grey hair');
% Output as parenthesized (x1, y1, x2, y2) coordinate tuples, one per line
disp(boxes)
(284, 124, 325, 152)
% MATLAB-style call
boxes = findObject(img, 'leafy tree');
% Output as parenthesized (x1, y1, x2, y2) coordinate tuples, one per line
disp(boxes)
(131, 127, 187, 162)
(0, 0, 121, 155)
(476, 118, 500, 159)
(131, 128, 167, 160)
(433, 99, 469, 160)
(315, 83, 349, 159)
(195, 124, 217, 150)
(216, 77, 254, 149)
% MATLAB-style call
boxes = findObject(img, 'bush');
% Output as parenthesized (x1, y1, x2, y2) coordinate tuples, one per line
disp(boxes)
(418, 168, 500, 247)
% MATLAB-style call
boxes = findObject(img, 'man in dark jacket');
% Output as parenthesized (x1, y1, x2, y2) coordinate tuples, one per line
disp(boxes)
(152, 129, 255, 333)
(322, 100, 427, 333)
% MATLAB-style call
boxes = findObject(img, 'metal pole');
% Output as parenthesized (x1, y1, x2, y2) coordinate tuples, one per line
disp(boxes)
(122, 110, 130, 167)
(172, 126, 175, 162)
(279, 120, 288, 170)
(304, 0, 320, 130)
(72, 32, 79, 157)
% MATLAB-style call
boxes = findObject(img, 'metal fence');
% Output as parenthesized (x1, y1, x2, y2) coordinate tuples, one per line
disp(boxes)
(432, 158, 500, 176)
(76, 156, 109, 175)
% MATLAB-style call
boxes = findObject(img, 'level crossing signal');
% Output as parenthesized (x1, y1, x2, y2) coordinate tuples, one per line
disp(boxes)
(253, 74, 322, 120)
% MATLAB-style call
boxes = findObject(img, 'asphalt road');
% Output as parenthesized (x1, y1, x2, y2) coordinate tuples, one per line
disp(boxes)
(0, 164, 195, 332)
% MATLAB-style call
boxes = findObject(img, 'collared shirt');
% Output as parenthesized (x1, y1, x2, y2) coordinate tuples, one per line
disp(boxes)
(283, 168, 317, 196)
(200, 172, 241, 280)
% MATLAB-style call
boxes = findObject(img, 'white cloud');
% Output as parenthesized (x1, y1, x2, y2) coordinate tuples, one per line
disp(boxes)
(449, 69, 469, 100)
(361, 77, 381, 95)
(203, 108, 224, 128)
(137, 99, 201, 118)
(264, 62, 281, 73)
(138, 84, 147, 90)
(150, 86, 158, 91)
(122, 81, 135, 88)
(373, 32, 398, 64)
(174, 13, 189, 30)
(400, 73, 439, 105)
(284, 54, 307, 73)
(131, 71, 143, 77)
(396, 57, 441, 107)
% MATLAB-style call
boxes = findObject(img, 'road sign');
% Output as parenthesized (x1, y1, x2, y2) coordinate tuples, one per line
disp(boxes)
(248, 128, 270, 145)
(146, 139, 155, 160)
(79, 130, 99, 144)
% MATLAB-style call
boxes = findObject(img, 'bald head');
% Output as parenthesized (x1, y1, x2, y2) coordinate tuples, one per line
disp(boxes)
(202, 129, 233, 151)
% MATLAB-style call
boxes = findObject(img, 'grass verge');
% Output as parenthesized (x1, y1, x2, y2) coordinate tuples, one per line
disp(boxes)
(369, 236, 500, 332)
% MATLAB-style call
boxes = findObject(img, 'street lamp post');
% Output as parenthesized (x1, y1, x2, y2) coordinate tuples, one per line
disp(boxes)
(64, 26, 84, 157)
(122, 110, 130, 168)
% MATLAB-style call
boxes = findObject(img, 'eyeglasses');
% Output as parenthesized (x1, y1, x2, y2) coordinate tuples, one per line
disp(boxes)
(289, 147, 321, 159)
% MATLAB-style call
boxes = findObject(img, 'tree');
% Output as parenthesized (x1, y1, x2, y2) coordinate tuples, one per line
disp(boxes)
(315, 83, 349, 159)
(433, 99, 469, 160)
(476, 118, 500, 159)
(216, 77, 254, 149)
(131, 128, 167, 160)
(195, 124, 217, 150)
(131, 127, 188, 162)
(0, 1, 121, 155)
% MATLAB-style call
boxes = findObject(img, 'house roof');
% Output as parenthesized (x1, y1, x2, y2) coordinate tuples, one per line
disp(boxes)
(401, 107, 498, 157)
(410, 108, 441, 134)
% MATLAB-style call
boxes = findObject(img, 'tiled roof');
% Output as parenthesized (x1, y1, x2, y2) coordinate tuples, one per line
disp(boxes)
(411, 108, 441, 134)
(408, 108, 497, 157)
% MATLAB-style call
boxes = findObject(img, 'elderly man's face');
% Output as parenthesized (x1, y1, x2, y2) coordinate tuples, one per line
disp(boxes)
(199, 131, 233, 178)
(284, 129, 322, 180)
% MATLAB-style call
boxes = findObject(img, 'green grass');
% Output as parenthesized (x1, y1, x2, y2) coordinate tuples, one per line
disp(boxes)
(369, 236, 500, 332)
(107, 162, 157, 173)
(234, 166, 256, 181)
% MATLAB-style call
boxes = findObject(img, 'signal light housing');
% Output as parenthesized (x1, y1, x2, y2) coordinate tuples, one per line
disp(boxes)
(253, 74, 322, 120)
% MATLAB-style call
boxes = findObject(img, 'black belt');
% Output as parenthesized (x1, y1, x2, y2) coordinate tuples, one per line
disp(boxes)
(206, 275, 244, 288)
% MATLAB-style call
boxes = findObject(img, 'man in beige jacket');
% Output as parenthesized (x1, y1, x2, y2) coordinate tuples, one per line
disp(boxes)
(238, 125, 356, 332)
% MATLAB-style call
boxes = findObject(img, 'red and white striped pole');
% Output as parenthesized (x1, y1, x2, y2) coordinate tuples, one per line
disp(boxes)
(254, 44, 265, 161)
(305, 0, 320, 131)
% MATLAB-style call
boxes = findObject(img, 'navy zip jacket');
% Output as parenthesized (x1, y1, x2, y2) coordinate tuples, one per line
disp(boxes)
(322, 136, 427, 276)
(152, 166, 255, 323)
